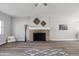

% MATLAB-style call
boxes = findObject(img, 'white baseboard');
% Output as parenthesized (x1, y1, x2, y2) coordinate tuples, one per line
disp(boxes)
(12, 39, 77, 42)
(50, 39, 77, 41)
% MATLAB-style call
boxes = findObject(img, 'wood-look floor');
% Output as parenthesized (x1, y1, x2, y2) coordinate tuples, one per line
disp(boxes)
(0, 41, 79, 56)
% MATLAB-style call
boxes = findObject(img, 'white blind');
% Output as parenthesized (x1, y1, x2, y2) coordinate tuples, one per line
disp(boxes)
(0, 21, 1, 34)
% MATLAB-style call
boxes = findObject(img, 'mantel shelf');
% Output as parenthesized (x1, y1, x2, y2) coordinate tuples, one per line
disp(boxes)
(29, 27, 50, 30)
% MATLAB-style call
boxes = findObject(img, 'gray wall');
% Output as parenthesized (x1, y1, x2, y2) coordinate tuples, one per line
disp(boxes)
(12, 4, 79, 41)
(0, 12, 11, 45)
(50, 16, 77, 41)
(12, 16, 50, 41)
(0, 3, 79, 44)
(12, 16, 78, 41)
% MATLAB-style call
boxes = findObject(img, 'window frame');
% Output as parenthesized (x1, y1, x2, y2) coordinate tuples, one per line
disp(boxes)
(0, 20, 1, 35)
(0, 20, 4, 35)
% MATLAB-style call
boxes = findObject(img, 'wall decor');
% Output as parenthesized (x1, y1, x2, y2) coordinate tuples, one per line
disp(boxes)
(59, 24, 68, 30)
(41, 20, 46, 26)
(33, 18, 40, 25)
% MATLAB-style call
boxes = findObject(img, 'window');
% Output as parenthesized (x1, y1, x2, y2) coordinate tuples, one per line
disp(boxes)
(0, 20, 1, 34)
(76, 22, 79, 31)
(0, 20, 4, 35)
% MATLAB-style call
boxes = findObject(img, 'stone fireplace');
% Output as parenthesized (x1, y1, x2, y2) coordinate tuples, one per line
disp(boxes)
(29, 27, 50, 41)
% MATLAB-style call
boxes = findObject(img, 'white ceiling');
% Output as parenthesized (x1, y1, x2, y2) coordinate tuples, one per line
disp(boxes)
(0, 3, 79, 17)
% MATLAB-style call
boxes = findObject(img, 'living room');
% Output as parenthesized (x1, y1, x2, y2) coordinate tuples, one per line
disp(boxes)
(0, 3, 79, 56)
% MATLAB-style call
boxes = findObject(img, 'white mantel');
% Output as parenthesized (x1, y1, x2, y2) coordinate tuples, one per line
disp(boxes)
(29, 27, 50, 30)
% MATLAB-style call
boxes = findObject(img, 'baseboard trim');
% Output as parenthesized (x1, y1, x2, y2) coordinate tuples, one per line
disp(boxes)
(50, 39, 77, 41)
(16, 39, 77, 41)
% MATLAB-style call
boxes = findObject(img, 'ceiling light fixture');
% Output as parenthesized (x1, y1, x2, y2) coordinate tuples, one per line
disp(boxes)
(35, 3, 47, 7)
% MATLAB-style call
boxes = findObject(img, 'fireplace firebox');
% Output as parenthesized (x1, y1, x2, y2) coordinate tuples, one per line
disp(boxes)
(33, 33, 46, 41)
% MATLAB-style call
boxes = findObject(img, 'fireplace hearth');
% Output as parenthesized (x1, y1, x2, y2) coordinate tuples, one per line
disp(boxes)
(33, 33, 46, 41)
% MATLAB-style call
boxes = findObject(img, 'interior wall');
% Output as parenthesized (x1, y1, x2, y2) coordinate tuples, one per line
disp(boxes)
(12, 15, 79, 41)
(12, 16, 50, 41)
(50, 16, 78, 41)
(12, 4, 79, 41)
(0, 3, 79, 44)
(0, 12, 11, 45)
